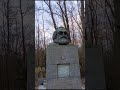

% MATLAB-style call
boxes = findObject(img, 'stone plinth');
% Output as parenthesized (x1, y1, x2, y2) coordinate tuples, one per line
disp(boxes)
(46, 44, 82, 89)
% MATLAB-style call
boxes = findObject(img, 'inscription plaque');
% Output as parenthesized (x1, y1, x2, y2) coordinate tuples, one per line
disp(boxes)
(57, 64, 70, 78)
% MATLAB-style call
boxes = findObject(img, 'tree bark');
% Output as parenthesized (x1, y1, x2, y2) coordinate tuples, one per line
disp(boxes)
(44, 0, 57, 30)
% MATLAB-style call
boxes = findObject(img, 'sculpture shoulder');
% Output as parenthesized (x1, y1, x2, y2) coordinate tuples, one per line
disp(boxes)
(48, 42, 78, 45)
(48, 43, 58, 45)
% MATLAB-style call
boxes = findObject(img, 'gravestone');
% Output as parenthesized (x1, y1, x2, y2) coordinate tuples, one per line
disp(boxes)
(46, 27, 82, 89)
(85, 48, 106, 89)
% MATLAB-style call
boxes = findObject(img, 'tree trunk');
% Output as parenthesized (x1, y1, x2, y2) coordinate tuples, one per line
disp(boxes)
(111, 0, 120, 89)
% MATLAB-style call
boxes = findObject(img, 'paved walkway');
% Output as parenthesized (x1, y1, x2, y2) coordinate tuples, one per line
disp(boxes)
(38, 85, 46, 89)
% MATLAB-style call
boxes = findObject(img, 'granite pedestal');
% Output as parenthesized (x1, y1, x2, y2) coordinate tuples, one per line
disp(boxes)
(46, 44, 82, 89)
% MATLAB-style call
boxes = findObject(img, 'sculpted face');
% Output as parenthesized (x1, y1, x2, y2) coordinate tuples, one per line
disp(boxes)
(52, 27, 70, 45)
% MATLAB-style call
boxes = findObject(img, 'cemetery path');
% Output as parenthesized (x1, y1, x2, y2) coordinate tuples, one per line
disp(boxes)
(38, 85, 46, 89)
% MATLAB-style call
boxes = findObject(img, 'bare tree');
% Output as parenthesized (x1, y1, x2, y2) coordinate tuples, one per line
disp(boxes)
(44, 0, 57, 30)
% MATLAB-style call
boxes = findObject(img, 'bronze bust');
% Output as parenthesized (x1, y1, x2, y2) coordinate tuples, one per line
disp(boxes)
(52, 27, 70, 45)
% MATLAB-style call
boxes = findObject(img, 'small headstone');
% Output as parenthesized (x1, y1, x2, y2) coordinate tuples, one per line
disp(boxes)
(86, 48, 106, 89)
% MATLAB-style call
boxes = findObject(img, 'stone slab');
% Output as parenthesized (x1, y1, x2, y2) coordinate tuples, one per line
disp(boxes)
(85, 48, 106, 89)
(46, 44, 82, 89)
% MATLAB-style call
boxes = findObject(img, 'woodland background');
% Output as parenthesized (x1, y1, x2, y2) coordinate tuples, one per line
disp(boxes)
(0, 0, 120, 90)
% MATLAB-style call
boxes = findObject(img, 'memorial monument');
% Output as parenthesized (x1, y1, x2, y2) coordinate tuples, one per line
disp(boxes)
(46, 27, 82, 89)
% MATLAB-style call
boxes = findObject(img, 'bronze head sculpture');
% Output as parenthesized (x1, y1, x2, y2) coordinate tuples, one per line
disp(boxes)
(52, 27, 70, 45)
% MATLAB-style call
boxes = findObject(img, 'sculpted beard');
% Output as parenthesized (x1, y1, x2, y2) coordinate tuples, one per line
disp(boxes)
(53, 31, 70, 45)
(57, 35, 69, 43)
